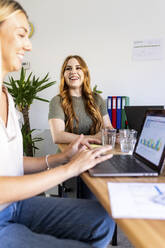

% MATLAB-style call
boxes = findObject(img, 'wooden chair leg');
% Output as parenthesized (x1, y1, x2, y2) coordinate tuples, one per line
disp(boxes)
(111, 224, 118, 246)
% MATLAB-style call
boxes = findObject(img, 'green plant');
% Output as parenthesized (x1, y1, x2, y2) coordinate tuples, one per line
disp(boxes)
(21, 123, 44, 156)
(5, 67, 56, 156)
(93, 84, 102, 94)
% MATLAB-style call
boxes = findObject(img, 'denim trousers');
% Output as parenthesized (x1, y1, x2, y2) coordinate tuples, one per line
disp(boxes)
(0, 196, 115, 248)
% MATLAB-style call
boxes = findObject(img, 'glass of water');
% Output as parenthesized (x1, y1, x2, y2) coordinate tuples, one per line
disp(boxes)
(119, 129, 137, 154)
(101, 128, 116, 149)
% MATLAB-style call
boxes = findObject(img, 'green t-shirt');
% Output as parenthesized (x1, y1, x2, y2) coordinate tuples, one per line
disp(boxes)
(48, 94, 107, 135)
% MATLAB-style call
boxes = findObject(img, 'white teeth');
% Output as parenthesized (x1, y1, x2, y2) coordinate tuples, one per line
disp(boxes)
(70, 77, 79, 80)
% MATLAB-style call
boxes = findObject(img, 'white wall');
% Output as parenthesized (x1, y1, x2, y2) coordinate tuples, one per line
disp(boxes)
(10, 0, 165, 129)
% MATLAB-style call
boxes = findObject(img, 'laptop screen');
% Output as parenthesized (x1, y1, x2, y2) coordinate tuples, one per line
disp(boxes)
(135, 115, 165, 166)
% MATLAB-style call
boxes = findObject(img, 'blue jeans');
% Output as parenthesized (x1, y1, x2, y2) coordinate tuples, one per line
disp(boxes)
(0, 196, 115, 248)
(77, 177, 97, 199)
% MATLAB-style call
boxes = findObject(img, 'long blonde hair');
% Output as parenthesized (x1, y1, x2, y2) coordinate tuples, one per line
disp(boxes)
(60, 55, 103, 134)
(0, 0, 28, 24)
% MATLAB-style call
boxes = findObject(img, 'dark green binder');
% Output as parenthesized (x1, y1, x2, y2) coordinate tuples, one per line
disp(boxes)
(121, 96, 129, 128)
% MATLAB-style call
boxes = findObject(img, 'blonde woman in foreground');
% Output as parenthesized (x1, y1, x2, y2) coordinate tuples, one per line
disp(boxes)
(0, 1, 115, 247)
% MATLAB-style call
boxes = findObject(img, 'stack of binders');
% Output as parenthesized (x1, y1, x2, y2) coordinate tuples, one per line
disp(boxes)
(107, 96, 129, 129)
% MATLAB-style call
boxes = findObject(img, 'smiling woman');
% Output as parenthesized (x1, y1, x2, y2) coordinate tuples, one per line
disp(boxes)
(49, 55, 113, 145)
(64, 58, 85, 92)
(0, 10, 31, 75)
(48, 55, 115, 199)
(0, 1, 115, 247)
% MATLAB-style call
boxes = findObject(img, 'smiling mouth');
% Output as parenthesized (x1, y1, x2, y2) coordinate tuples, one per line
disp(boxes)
(69, 77, 79, 80)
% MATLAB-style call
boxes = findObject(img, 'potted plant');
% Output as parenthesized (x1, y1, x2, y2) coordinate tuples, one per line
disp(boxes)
(93, 84, 102, 94)
(4, 67, 56, 156)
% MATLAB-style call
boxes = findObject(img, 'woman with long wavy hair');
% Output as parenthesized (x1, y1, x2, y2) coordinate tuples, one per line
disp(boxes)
(48, 55, 115, 199)
(49, 55, 113, 144)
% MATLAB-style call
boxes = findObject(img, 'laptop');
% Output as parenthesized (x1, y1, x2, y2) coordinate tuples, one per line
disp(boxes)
(125, 105, 164, 135)
(89, 110, 165, 177)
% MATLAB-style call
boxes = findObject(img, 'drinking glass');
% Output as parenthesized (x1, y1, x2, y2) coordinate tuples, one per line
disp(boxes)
(101, 128, 116, 149)
(119, 129, 137, 154)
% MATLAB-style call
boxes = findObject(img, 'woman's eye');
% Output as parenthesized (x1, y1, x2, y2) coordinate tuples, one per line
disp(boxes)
(19, 34, 25, 38)
(76, 67, 81, 70)
(65, 67, 71, 71)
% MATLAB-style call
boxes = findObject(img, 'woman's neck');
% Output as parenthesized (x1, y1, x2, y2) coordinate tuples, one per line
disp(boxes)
(69, 88, 82, 97)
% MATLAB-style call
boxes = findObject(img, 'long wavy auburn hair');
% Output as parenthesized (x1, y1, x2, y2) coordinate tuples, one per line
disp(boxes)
(59, 55, 103, 134)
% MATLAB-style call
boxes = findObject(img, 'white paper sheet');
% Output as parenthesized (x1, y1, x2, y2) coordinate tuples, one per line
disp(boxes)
(108, 182, 165, 219)
(132, 39, 163, 60)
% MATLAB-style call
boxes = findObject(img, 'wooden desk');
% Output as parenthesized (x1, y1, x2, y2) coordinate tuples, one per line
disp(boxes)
(58, 144, 165, 248)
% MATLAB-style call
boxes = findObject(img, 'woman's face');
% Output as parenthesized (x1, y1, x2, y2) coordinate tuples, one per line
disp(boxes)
(0, 11, 32, 76)
(64, 58, 84, 90)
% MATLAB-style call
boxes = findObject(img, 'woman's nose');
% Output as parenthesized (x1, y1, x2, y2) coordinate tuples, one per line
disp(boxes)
(71, 67, 77, 73)
(24, 38, 32, 51)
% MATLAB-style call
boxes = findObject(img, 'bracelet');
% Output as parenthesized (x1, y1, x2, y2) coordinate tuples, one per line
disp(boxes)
(45, 154, 50, 170)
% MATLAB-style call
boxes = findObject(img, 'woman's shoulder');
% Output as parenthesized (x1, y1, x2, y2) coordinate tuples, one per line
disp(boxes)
(48, 94, 64, 119)
(49, 94, 61, 104)
(92, 92, 104, 104)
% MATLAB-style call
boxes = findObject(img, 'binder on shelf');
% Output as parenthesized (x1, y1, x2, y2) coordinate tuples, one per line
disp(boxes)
(121, 96, 129, 129)
(116, 96, 122, 129)
(112, 96, 117, 129)
(107, 96, 112, 122)
(107, 95, 129, 130)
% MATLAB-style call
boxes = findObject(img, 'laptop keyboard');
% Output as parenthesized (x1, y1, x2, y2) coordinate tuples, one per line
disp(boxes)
(96, 155, 152, 173)
(110, 155, 149, 172)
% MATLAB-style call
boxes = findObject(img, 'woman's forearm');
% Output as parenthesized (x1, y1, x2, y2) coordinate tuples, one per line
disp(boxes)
(0, 165, 72, 205)
(52, 131, 80, 144)
(23, 152, 70, 174)
(0, 140, 113, 206)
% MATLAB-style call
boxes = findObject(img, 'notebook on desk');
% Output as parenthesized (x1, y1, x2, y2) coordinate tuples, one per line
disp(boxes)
(125, 105, 164, 135)
(89, 110, 165, 177)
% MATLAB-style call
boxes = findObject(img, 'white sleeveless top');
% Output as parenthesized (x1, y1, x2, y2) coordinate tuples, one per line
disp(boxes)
(0, 89, 23, 211)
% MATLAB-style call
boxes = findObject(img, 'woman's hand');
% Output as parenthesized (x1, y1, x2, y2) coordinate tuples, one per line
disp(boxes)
(64, 134, 89, 160)
(92, 131, 102, 142)
(81, 131, 102, 146)
(65, 145, 113, 177)
(82, 135, 101, 147)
